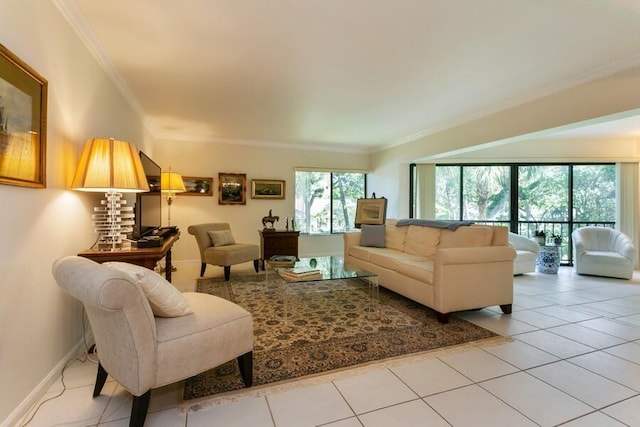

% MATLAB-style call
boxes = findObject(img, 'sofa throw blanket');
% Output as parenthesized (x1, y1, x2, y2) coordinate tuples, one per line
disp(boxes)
(396, 219, 474, 230)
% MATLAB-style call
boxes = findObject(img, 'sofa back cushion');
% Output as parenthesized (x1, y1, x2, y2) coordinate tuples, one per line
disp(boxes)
(384, 219, 407, 251)
(439, 226, 493, 249)
(404, 225, 441, 258)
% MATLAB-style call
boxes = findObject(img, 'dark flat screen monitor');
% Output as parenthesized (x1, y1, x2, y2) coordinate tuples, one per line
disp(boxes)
(133, 151, 162, 239)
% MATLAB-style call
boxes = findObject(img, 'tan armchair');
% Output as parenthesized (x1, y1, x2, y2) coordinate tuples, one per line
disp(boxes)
(52, 256, 253, 427)
(188, 223, 260, 280)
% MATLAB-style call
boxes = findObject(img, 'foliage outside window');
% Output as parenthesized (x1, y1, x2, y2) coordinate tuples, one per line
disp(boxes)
(431, 163, 615, 263)
(295, 170, 365, 234)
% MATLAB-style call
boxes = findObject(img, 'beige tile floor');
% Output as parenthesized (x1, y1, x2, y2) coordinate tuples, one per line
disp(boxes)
(18, 261, 640, 426)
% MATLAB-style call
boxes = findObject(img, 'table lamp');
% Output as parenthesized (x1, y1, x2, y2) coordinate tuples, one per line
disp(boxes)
(72, 138, 149, 250)
(161, 169, 186, 227)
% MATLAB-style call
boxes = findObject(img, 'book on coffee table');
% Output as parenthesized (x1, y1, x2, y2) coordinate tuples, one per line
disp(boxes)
(279, 266, 322, 281)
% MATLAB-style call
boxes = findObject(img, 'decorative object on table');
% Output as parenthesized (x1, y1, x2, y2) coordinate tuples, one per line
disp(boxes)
(0, 43, 47, 189)
(218, 172, 246, 204)
(552, 233, 563, 245)
(261, 209, 279, 230)
(536, 245, 560, 274)
(533, 229, 547, 245)
(181, 176, 213, 196)
(184, 273, 500, 401)
(309, 257, 317, 268)
(355, 195, 387, 228)
(251, 179, 285, 199)
(161, 169, 186, 227)
(284, 217, 289, 230)
(72, 138, 149, 250)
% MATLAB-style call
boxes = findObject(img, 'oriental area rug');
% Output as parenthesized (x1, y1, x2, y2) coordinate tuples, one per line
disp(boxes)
(183, 272, 499, 401)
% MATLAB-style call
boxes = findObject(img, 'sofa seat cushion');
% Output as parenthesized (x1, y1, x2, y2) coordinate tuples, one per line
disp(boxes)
(580, 250, 631, 266)
(369, 250, 425, 271)
(395, 259, 434, 284)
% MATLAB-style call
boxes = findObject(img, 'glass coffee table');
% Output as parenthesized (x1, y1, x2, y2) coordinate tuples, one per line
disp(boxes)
(267, 256, 379, 324)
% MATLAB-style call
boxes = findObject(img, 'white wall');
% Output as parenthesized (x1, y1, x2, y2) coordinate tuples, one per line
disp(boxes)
(150, 139, 370, 261)
(0, 1, 150, 424)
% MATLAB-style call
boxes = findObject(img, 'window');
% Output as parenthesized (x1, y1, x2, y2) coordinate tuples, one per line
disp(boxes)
(295, 170, 365, 234)
(425, 163, 616, 264)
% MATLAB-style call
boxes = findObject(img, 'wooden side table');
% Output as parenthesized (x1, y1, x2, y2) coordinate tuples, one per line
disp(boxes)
(78, 232, 180, 282)
(258, 229, 300, 270)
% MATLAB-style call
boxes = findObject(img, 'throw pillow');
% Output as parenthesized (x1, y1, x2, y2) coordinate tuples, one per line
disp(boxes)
(360, 224, 386, 248)
(103, 262, 192, 317)
(208, 229, 235, 246)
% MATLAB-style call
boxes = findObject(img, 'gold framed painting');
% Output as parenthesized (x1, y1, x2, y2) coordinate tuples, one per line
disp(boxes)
(355, 197, 387, 228)
(0, 44, 48, 188)
(218, 173, 246, 204)
(251, 179, 285, 199)
(182, 176, 213, 196)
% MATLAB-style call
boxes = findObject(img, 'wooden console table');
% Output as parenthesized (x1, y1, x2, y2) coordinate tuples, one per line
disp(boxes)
(258, 229, 300, 270)
(78, 232, 180, 282)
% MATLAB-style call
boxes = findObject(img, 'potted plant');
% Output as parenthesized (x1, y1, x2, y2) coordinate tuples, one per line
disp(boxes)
(552, 233, 562, 245)
(534, 230, 547, 245)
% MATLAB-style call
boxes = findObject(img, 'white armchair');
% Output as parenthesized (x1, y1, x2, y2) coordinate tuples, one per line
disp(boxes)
(572, 227, 636, 279)
(52, 256, 254, 427)
(509, 232, 540, 275)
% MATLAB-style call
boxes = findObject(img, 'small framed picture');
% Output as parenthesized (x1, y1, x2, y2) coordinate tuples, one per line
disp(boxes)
(251, 179, 285, 199)
(182, 176, 213, 196)
(218, 173, 246, 204)
(355, 197, 387, 228)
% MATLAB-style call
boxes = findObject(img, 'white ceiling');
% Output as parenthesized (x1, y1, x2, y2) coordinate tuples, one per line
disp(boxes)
(56, 0, 640, 151)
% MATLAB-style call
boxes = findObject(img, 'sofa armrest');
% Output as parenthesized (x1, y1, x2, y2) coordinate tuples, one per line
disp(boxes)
(508, 233, 540, 254)
(343, 232, 362, 259)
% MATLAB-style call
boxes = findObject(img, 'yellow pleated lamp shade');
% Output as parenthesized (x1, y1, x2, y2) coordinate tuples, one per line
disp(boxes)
(71, 138, 150, 192)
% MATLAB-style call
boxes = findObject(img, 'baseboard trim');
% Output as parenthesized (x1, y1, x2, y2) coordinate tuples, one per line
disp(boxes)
(1, 336, 89, 427)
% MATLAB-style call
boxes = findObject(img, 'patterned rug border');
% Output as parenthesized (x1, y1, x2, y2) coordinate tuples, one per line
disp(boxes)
(179, 335, 512, 414)
(182, 273, 505, 405)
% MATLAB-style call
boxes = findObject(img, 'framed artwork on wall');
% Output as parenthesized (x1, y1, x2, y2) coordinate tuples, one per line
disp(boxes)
(251, 179, 285, 199)
(182, 176, 213, 196)
(0, 43, 48, 188)
(218, 172, 246, 204)
(355, 197, 387, 228)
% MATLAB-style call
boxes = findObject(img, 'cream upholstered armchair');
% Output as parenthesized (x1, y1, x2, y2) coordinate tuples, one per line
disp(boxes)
(572, 226, 636, 279)
(509, 232, 540, 275)
(188, 223, 260, 280)
(52, 256, 253, 427)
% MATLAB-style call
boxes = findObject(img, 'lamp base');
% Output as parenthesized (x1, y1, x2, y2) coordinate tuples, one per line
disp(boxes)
(92, 191, 135, 251)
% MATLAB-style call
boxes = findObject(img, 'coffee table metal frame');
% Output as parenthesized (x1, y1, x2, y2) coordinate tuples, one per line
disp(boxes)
(267, 256, 379, 324)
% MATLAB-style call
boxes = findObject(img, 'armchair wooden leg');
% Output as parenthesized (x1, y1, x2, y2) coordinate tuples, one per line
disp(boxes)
(224, 266, 231, 281)
(200, 263, 207, 277)
(93, 362, 108, 397)
(253, 259, 260, 273)
(130, 390, 151, 427)
(237, 351, 253, 387)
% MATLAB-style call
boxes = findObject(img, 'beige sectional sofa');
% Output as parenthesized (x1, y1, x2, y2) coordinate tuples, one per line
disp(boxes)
(343, 219, 516, 323)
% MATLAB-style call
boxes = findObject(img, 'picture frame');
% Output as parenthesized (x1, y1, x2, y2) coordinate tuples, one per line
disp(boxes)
(182, 176, 213, 196)
(0, 44, 47, 188)
(218, 173, 246, 204)
(251, 179, 285, 199)
(355, 197, 387, 228)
